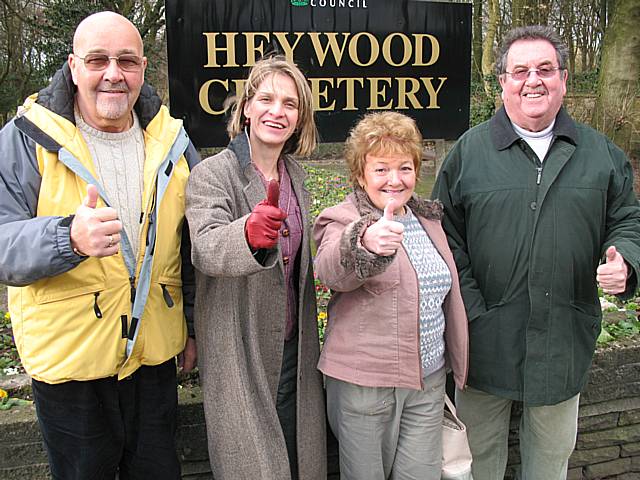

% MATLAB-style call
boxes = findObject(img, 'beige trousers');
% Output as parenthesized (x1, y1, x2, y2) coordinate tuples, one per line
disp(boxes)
(456, 386, 579, 480)
(326, 367, 446, 480)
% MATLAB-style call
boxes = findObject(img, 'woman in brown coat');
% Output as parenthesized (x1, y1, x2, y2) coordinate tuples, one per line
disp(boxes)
(185, 56, 326, 480)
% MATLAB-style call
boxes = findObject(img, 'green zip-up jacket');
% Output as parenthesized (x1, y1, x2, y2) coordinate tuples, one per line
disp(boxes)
(432, 106, 640, 405)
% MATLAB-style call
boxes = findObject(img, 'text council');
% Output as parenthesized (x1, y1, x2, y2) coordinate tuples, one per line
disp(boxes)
(309, 0, 368, 8)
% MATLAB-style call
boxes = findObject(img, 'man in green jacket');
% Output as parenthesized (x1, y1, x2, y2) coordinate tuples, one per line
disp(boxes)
(432, 25, 640, 480)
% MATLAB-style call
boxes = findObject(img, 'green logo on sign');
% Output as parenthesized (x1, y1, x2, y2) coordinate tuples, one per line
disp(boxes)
(291, 0, 309, 5)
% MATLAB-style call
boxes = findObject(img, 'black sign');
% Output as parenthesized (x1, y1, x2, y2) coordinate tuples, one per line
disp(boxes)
(166, 0, 471, 148)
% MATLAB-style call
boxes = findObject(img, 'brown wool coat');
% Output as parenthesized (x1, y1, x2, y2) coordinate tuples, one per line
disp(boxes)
(185, 134, 326, 480)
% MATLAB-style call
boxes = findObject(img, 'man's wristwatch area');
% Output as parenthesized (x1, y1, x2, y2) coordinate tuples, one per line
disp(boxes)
(61, 214, 89, 257)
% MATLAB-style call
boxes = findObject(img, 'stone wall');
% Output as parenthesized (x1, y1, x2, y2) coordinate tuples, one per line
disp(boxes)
(2, 343, 640, 479)
(505, 342, 640, 479)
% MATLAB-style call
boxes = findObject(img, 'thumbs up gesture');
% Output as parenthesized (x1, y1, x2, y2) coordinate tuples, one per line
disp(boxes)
(70, 184, 122, 257)
(245, 179, 287, 250)
(596, 246, 629, 294)
(362, 199, 405, 256)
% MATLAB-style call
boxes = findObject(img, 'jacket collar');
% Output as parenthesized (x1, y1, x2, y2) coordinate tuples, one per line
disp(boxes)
(490, 105, 578, 151)
(228, 129, 307, 198)
(35, 62, 162, 130)
(352, 186, 443, 221)
(228, 130, 252, 169)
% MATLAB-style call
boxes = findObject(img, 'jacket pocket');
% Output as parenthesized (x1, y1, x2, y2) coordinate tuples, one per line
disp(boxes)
(20, 282, 124, 382)
(470, 301, 504, 324)
(570, 300, 602, 340)
(31, 258, 106, 305)
(139, 277, 186, 365)
(569, 301, 602, 357)
(570, 300, 601, 318)
(340, 381, 396, 416)
(362, 260, 400, 295)
(157, 276, 182, 309)
(34, 282, 105, 306)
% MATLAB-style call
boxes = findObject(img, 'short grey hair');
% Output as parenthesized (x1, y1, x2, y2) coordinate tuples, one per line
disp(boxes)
(495, 25, 569, 75)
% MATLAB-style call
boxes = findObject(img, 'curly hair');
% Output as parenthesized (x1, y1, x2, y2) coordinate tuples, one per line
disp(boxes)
(344, 111, 423, 187)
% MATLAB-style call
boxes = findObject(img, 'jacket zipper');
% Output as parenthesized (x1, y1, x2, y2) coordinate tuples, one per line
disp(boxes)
(146, 213, 154, 247)
(161, 284, 175, 308)
(532, 135, 557, 185)
(130, 276, 136, 303)
(93, 292, 103, 319)
(128, 317, 139, 340)
(519, 140, 544, 186)
(127, 155, 177, 347)
(121, 315, 128, 338)
(141, 184, 157, 249)
(126, 170, 158, 344)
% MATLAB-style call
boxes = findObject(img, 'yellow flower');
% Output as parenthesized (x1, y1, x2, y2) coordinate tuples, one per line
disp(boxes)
(0, 388, 7, 399)
(3, 312, 9, 320)
(318, 311, 327, 321)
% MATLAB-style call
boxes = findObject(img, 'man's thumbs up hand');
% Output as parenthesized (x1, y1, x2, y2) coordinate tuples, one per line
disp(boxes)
(597, 246, 629, 295)
(605, 246, 621, 264)
(362, 199, 404, 256)
(83, 184, 99, 209)
(70, 185, 122, 257)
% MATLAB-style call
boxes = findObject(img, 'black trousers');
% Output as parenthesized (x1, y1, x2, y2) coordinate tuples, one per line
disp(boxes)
(32, 359, 180, 480)
(277, 334, 299, 480)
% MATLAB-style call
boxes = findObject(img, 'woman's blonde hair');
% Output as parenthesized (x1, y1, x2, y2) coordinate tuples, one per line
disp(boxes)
(345, 112, 423, 187)
(226, 55, 317, 156)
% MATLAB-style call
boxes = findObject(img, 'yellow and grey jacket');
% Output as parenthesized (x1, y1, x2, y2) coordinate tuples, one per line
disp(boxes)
(0, 63, 198, 384)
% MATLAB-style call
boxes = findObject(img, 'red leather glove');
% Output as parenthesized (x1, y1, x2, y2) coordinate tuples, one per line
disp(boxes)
(245, 180, 287, 250)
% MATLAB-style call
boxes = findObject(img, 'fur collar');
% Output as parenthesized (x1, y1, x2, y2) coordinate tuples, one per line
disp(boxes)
(339, 187, 443, 280)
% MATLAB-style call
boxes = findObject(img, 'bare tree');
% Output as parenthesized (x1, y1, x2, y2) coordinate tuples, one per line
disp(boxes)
(472, 0, 483, 82)
(0, 0, 48, 124)
(592, 0, 640, 187)
(482, 0, 500, 98)
(506, 0, 550, 27)
(0, 0, 168, 123)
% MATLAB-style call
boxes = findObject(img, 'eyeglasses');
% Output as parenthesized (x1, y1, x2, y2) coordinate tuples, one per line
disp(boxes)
(74, 53, 143, 72)
(504, 67, 562, 81)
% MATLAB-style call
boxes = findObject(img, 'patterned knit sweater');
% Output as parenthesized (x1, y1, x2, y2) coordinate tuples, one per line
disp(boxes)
(397, 207, 451, 377)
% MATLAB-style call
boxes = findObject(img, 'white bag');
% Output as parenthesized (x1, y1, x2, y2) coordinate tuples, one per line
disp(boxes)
(442, 394, 473, 480)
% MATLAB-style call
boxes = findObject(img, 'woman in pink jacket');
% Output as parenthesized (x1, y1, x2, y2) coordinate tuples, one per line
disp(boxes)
(313, 111, 469, 480)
